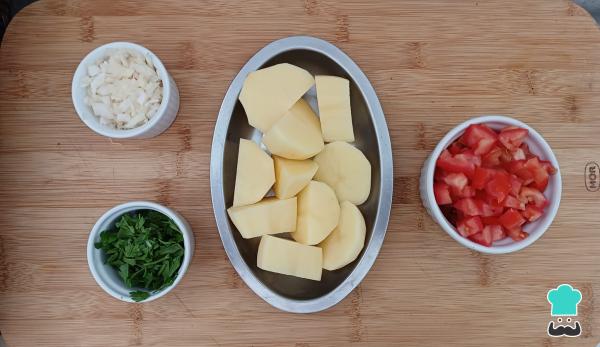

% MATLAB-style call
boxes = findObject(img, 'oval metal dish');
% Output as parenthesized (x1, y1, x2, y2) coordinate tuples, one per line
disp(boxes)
(210, 36, 393, 313)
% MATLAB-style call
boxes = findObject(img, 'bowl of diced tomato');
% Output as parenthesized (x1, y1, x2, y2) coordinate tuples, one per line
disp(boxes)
(420, 115, 561, 254)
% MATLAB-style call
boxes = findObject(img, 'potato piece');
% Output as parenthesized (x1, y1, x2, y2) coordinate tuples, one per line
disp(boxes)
(227, 197, 297, 239)
(315, 75, 355, 142)
(233, 139, 275, 207)
(291, 181, 340, 245)
(262, 99, 324, 160)
(274, 157, 319, 199)
(257, 235, 322, 281)
(319, 201, 366, 271)
(239, 63, 315, 133)
(313, 141, 371, 205)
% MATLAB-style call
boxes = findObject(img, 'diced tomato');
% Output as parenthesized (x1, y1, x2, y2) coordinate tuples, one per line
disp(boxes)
(443, 172, 468, 192)
(520, 186, 548, 208)
(456, 216, 484, 237)
(498, 127, 528, 151)
(448, 142, 466, 155)
(503, 195, 525, 210)
(482, 146, 512, 167)
(499, 208, 526, 230)
(470, 225, 493, 246)
(472, 167, 495, 190)
(540, 160, 557, 175)
(451, 185, 476, 199)
(462, 124, 498, 155)
(436, 150, 475, 176)
(476, 199, 503, 217)
(455, 150, 482, 168)
(434, 182, 453, 205)
(482, 216, 500, 225)
(520, 143, 532, 157)
(522, 204, 543, 222)
(454, 198, 480, 216)
(504, 159, 525, 174)
(509, 174, 523, 197)
(485, 171, 512, 203)
(512, 148, 526, 160)
(487, 225, 507, 242)
(506, 227, 528, 241)
(524, 157, 549, 191)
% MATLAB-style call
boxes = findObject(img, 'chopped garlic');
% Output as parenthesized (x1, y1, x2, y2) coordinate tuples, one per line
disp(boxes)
(82, 49, 163, 130)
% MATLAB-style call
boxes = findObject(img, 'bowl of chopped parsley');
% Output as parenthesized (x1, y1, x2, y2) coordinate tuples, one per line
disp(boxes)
(87, 201, 194, 302)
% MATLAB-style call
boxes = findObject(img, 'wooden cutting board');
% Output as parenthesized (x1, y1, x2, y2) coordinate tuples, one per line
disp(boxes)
(1, 0, 600, 346)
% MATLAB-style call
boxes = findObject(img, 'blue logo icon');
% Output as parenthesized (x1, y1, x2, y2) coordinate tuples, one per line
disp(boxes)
(547, 284, 582, 337)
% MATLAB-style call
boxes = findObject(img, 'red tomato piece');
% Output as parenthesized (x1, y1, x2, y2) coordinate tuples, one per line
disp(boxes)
(451, 185, 476, 199)
(482, 216, 501, 225)
(485, 171, 512, 203)
(482, 146, 512, 167)
(462, 124, 498, 155)
(470, 225, 493, 246)
(520, 186, 548, 208)
(506, 227, 528, 241)
(520, 143, 532, 157)
(455, 150, 482, 167)
(457, 216, 484, 237)
(454, 198, 480, 216)
(524, 157, 549, 191)
(512, 148, 526, 161)
(443, 172, 468, 192)
(522, 204, 543, 222)
(475, 199, 503, 217)
(499, 208, 526, 230)
(509, 174, 523, 197)
(503, 195, 525, 210)
(484, 224, 506, 242)
(472, 167, 495, 190)
(540, 160, 557, 175)
(498, 127, 528, 151)
(448, 142, 466, 155)
(504, 159, 525, 174)
(436, 150, 475, 176)
(434, 182, 452, 205)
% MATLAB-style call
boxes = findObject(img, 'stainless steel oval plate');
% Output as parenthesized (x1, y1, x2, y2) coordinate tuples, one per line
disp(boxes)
(210, 36, 393, 313)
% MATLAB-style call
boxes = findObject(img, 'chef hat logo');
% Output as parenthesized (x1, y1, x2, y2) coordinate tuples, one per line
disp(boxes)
(547, 284, 582, 316)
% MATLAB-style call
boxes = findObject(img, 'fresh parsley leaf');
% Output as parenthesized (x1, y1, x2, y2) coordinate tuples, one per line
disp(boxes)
(130, 290, 150, 302)
(95, 210, 184, 301)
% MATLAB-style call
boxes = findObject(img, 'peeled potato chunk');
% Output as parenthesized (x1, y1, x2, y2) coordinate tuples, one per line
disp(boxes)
(274, 157, 319, 199)
(319, 201, 366, 271)
(291, 181, 340, 245)
(315, 75, 355, 142)
(262, 99, 325, 160)
(313, 141, 371, 205)
(239, 63, 315, 133)
(233, 139, 275, 207)
(227, 197, 297, 239)
(257, 235, 322, 281)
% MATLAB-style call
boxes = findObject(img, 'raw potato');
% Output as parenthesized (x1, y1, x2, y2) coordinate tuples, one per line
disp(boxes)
(291, 181, 340, 245)
(315, 76, 355, 142)
(313, 141, 371, 205)
(227, 197, 297, 239)
(239, 63, 315, 133)
(274, 157, 319, 199)
(257, 235, 322, 281)
(319, 201, 366, 271)
(233, 139, 275, 207)
(262, 99, 325, 160)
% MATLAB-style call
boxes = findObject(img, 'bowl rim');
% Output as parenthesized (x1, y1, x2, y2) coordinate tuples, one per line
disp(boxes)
(86, 201, 193, 303)
(71, 41, 172, 139)
(424, 115, 562, 254)
(210, 35, 393, 313)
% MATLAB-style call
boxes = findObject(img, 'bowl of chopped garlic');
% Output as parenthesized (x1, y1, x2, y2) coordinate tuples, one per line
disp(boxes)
(72, 42, 179, 139)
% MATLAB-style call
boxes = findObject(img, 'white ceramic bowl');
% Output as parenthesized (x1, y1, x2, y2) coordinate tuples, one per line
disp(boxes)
(87, 201, 194, 302)
(72, 42, 180, 139)
(420, 115, 562, 254)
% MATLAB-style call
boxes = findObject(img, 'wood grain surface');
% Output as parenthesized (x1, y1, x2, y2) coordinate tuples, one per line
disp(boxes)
(1, 0, 600, 346)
